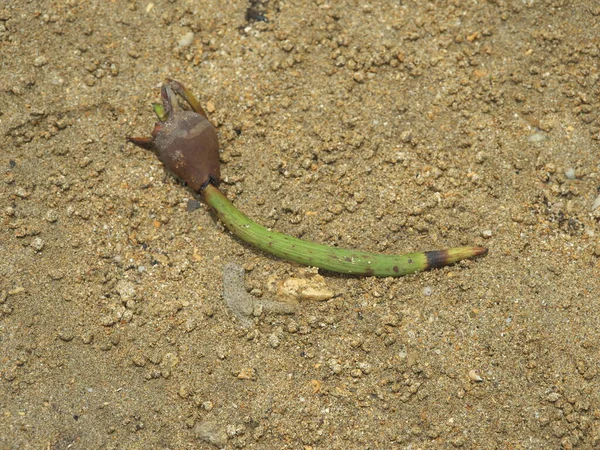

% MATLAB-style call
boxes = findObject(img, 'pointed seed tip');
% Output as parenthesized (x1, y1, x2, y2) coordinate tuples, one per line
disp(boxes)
(474, 247, 488, 257)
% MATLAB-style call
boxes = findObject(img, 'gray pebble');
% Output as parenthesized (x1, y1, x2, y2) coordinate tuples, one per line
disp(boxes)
(187, 199, 202, 211)
(30, 237, 44, 252)
(226, 423, 246, 438)
(99, 314, 117, 327)
(358, 362, 372, 375)
(328, 358, 343, 375)
(222, 263, 296, 328)
(45, 210, 58, 223)
(547, 392, 561, 402)
(116, 280, 136, 302)
(194, 420, 228, 448)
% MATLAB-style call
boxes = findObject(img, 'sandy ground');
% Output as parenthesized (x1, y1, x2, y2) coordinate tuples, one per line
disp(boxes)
(2, 1, 600, 449)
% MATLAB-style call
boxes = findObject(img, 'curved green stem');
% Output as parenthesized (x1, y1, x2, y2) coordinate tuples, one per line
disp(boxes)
(202, 184, 487, 277)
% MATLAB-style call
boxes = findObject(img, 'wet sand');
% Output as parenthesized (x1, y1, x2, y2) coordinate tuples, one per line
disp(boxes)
(2, 1, 600, 448)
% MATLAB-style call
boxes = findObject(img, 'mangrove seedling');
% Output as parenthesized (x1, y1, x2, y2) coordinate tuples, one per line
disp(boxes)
(128, 79, 487, 277)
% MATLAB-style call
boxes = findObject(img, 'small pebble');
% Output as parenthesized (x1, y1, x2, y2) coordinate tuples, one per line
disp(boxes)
(116, 280, 136, 302)
(121, 310, 133, 323)
(268, 334, 280, 348)
(382, 314, 401, 327)
(187, 199, 201, 212)
(358, 362, 372, 375)
(161, 352, 179, 369)
(328, 358, 343, 375)
(481, 229, 493, 238)
(45, 210, 59, 223)
(100, 314, 117, 327)
(33, 56, 48, 67)
(353, 71, 366, 83)
(178, 386, 189, 398)
(57, 328, 74, 342)
(547, 392, 561, 402)
(131, 354, 146, 367)
(3, 370, 17, 381)
(252, 303, 263, 318)
(350, 368, 363, 378)
(226, 423, 246, 438)
(237, 367, 256, 380)
(30, 237, 44, 252)
(184, 318, 197, 332)
(286, 320, 299, 333)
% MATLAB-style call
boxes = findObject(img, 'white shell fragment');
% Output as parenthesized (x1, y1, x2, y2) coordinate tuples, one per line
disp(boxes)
(528, 132, 546, 143)
(178, 31, 194, 48)
(564, 168, 576, 180)
(592, 195, 600, 211)
(481, 229, 493, 239)
(468, 369, 484, 382)
(277, 274, 334, 303)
